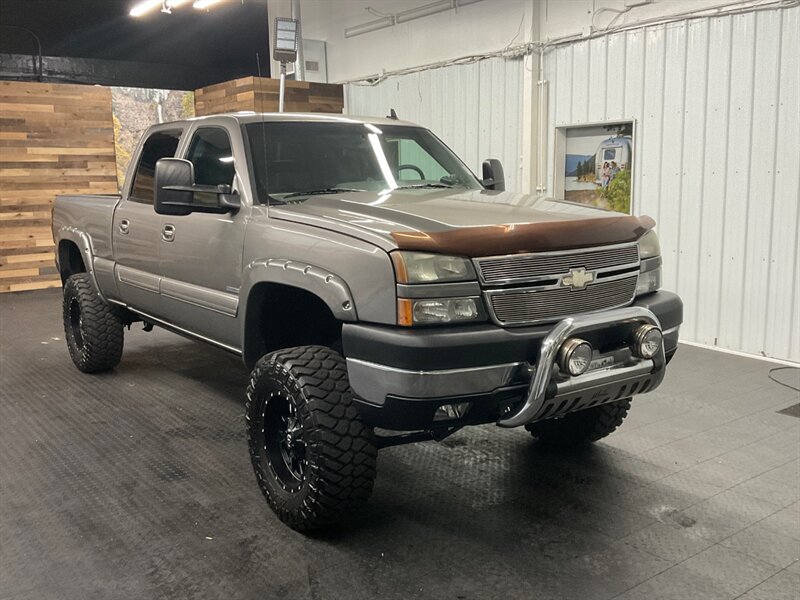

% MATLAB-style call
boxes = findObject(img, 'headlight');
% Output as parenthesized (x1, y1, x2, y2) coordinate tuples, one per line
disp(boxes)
(391, 251, 476, 283)
(397, 297, 481, 326)
(638, 230, 661, 259)
(636, 230, 661, 296)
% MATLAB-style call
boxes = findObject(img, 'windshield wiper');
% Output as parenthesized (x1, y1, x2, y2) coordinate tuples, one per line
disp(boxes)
(394, 183, 460, 190)
(283, 187, 366, 199)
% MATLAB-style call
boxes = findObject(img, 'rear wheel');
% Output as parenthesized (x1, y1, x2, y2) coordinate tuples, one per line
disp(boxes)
(62, 273, 123, 373)
(526, 398, 632, 447)
(245, 345, 377, 531)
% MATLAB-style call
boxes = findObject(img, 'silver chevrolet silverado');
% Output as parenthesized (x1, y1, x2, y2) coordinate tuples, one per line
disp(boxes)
(53, 112, 682, 531)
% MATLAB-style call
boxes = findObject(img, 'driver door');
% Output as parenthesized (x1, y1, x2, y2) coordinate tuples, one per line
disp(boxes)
(157, 124, 247, 349)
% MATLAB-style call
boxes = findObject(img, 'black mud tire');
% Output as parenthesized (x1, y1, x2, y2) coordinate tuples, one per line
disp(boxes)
(245, 345, 377, 531)
(526, 398, 632, 447)
(62, 273, 124, 373)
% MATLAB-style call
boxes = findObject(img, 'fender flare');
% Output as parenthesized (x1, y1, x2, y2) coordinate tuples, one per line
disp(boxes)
(241, 259, 357, 321)
(56, 226, 104, 298)
(241, 256, 357, 328)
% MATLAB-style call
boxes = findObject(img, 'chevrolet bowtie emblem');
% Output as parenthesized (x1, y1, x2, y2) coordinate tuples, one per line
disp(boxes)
(561, 267, 595, 290)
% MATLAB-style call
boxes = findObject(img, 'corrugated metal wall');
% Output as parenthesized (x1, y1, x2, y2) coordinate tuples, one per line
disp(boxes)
(345, 57, 526, 192)
(344, 6, 798, 363)
(544, 6, 800, 362)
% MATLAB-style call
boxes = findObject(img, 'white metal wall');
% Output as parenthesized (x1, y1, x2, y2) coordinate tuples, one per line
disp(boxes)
(345, 57, 526, 192)
(544, 6, 800, 362)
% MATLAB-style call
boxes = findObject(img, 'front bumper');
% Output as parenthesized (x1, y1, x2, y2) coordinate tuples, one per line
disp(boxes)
(343, 291, 682, 429)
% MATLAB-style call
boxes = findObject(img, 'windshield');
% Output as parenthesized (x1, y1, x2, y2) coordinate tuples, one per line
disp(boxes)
(244, 122, 482, 203)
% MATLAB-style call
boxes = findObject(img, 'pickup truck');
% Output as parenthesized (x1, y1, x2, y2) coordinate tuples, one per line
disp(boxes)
(52, 113, 682, 531)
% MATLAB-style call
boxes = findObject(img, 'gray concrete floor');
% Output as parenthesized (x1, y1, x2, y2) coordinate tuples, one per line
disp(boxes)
(1, 289, 798, 600)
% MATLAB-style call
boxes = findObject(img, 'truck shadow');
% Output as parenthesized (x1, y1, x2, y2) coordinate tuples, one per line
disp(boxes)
(304, 436, 688, 595)
(317, 431, 676, 536)
(120, 332, 248, 404)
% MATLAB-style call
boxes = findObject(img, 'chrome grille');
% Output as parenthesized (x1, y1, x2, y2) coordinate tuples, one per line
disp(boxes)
(489, 274, 638, 326)
(477, 244, 639, 284)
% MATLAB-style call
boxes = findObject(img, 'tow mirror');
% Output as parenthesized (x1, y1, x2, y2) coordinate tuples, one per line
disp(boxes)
(155, 158, 194, 216)
(154, 158, 241, 215)
(481, 158, 505, 191)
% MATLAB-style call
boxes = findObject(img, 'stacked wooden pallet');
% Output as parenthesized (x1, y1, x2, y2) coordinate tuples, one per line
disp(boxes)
(194, 76, 343, 116)
(0, 81, 118, 293)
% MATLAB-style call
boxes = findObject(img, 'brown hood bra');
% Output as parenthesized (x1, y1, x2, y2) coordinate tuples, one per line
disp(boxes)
(390, 214, 655, 258)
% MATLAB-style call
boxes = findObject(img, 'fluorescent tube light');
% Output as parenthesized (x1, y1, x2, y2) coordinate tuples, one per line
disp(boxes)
(130, 0, 163, 17)
(344, 16, 393, 39)
(193, 0, 224, 9)
(344, 0, 485, 38)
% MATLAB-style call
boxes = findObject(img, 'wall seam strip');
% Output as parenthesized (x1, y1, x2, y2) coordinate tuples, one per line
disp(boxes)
(714, 17, 735, 346)
(693, 17, 712, 343)
(762, 8, 784, 355)
(737, 12, 759, 349)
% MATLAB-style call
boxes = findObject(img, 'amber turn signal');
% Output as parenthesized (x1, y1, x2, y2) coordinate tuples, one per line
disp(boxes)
(397, 298, 414, 326)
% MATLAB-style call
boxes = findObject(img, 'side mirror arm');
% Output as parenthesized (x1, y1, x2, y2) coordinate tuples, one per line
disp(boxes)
(218, 193, 241, 212)
(159, 201, 234, 215)
(161, 184, 241, 214)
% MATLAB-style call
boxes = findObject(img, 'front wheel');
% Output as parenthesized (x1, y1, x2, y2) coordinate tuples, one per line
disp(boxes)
(245, 345, 377, 531)
(526, 398, 632, 447)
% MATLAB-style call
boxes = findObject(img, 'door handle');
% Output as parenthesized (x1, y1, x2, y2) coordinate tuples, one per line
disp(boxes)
(119, 219, 130, 234)
(162, 224, 176, 242)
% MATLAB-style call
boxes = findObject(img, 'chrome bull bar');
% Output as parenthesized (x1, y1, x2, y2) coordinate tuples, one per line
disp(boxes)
(496, 306, 664, 428)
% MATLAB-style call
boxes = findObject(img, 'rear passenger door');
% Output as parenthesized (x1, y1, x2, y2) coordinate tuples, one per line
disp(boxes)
(111, 127, 182, 315)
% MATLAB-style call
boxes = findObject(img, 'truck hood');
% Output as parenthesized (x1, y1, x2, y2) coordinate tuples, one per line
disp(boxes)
(268, 188, 654, 257)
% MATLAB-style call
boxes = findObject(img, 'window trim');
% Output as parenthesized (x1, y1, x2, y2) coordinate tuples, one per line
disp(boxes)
(181, 125, 236, 188)
(127, 127, 184, 205)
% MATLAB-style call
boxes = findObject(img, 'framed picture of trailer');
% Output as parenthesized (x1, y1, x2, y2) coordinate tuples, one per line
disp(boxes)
(552, 120, 635, 215)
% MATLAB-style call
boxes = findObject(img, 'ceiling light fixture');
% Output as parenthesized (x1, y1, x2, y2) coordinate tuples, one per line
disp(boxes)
(130, 0, 223, 17)
(129, 0, 163, 17)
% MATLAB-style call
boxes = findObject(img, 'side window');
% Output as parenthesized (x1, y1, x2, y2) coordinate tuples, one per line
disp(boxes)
(129, 130, 182, 204)
(185, 127, 235, 206)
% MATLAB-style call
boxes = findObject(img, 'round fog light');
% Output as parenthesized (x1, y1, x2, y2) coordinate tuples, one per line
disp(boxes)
(633, 324, 663, 359)
(557, 338, 593, 376)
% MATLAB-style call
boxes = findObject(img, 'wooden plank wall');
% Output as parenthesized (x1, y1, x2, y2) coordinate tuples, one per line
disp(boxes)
(0, 81, 118, 293)
(0, 76, 342, 293)
(194, 76, 343, 116)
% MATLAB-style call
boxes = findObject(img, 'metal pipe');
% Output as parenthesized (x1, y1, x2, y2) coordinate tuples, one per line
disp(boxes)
(278, 62, 286, 112)
(497, 306, 663, 428)
(536, 45, 548, 193)
(344, 0, 485, 39)
(291, 0, 305, 82)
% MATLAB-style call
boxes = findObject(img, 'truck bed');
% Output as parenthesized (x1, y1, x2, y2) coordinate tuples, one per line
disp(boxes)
(52, 194, 121, 263)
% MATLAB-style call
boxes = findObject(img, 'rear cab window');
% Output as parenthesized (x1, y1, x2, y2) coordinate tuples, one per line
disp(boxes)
(129, 129, 183, 204)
